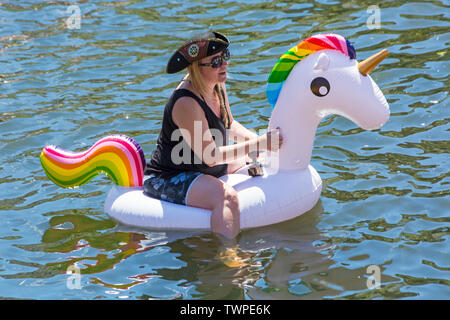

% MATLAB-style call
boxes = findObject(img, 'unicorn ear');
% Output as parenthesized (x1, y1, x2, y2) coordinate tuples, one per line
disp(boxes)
(313, 52, 330, 71)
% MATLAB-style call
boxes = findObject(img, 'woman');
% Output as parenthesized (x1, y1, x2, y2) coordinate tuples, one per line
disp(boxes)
(144, 31, 282, 240)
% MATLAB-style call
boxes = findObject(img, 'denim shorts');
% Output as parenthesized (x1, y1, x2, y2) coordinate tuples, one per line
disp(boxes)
(143, 171, 203, 205)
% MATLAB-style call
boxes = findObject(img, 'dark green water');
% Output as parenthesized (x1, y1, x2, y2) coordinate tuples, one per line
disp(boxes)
(0, 0, 448, 299)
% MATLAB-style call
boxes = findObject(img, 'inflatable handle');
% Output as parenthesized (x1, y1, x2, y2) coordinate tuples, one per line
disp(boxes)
(40, 135, 146, 188)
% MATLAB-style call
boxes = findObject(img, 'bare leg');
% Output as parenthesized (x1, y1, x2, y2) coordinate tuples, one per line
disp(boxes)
(186, 174, 240, 240)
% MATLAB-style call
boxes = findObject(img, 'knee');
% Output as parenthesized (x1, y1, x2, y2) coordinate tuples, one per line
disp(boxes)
(222, 184, 239, 213)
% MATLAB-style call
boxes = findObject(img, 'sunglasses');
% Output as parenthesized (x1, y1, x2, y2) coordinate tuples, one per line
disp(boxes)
(199, 49, 230, 68)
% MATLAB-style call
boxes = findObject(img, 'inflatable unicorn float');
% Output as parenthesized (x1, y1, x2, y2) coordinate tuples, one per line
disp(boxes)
(40, 33, 390, 230)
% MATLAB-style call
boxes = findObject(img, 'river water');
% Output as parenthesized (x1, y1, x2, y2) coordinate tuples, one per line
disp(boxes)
(0, 0, 449, 299)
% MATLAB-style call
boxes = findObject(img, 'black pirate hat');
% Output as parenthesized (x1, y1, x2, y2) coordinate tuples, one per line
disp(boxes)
(166, 31, 229, 74)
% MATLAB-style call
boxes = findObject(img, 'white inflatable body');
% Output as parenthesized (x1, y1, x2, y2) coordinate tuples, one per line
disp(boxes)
(104, 34, 390, 231)
(105, 166, 322, 230)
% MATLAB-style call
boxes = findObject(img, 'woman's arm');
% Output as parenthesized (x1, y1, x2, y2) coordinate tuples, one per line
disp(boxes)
(211, 129, 281, 166)
(229, 119, 258, 143)
(172, 96, 281, 167)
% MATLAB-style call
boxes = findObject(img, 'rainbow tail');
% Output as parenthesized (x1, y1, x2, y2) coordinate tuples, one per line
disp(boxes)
(40, 135, 146, 188)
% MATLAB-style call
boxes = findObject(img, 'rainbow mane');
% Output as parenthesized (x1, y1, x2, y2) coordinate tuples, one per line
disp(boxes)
(40, 135, 146, 188)
(266, 33, 356, 108)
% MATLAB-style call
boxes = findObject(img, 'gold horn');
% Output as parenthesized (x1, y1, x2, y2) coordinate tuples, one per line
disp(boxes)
(358, 49, 389, 76)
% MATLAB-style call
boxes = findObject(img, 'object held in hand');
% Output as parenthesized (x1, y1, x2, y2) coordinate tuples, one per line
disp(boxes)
(247, 151, 263, 177)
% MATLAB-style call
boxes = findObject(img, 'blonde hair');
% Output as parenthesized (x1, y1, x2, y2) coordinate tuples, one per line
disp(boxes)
(186, 61, 229, 128)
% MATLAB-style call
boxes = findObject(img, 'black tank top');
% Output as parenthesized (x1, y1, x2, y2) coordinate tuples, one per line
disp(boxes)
(144, 88, 229, 179)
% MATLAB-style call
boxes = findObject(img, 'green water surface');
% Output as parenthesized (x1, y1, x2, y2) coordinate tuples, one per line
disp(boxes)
(0, 0, 449, 300)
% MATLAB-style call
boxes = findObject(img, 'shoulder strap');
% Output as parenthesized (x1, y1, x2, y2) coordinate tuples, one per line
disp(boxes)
(219, 86, 231, 129)
(176, 88, 225, 123)
(172, 88, 229, 128)
(172, 88, 211, 113)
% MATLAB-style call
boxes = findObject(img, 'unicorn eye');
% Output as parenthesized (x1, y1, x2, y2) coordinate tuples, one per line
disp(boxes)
(310, 77, 330, 97)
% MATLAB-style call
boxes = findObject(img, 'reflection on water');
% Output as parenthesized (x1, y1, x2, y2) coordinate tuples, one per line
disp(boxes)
(0, 0, 449, 299)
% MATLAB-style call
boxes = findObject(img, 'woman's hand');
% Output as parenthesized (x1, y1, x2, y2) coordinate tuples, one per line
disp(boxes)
(258, 128, 283, 152)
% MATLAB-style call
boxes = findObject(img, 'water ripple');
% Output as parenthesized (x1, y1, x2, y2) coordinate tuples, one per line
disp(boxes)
(0, 0, 448, 300)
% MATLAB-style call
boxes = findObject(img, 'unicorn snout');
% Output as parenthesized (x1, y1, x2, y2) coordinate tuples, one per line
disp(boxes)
(361, 107, 389, 130)
(360, 85, 390, 130)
